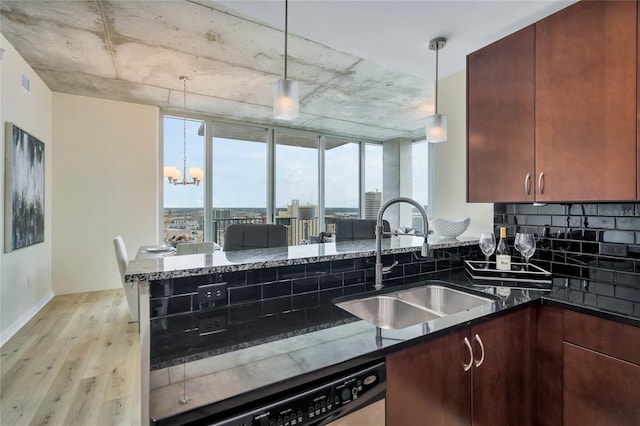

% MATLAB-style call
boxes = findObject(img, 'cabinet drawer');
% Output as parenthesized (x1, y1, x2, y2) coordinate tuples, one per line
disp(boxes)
(563, 310, 640, 365)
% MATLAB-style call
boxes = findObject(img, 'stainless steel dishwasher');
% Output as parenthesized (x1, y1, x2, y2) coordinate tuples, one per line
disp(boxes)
(212, 361, 386, 426)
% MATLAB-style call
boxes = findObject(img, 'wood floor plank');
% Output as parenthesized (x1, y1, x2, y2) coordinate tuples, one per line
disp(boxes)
(105, 321, 139, 401)
(0, 289, 140, 426)
(28, 358, 86, 426)
(0, 334, 38, 375)
(63, 374, 109, 425)
(99, 396, 134, 426)
(1, 336, 74, 425)
(105, 293, 128, 324)
(83, 323, 121, 379)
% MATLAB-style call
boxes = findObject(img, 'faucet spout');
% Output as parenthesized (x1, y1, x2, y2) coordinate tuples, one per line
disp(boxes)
(375, 197, 430, 290)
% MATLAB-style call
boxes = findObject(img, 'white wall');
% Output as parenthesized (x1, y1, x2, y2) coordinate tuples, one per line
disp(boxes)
(432, 70, 493, 236)
(52, 94, 159, 294)
(0, 35, 54, 344)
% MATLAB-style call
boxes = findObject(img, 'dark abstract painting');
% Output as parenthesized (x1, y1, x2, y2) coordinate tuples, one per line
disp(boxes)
(5, 123, 45, 252)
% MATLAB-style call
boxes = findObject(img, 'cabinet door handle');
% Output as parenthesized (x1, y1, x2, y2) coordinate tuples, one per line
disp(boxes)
(463, 337, 473, 372)
(538, 172, 545, 195)
(524, 173, 531, 195)
(474, 334, 485, 368)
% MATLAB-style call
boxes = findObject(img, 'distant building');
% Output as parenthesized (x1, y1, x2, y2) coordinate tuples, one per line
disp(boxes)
(365, 191, 382, 219)
(213, 209, 231, 219)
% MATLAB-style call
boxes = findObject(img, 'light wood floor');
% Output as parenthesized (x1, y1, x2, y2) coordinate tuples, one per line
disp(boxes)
(1, 289, 140, 426)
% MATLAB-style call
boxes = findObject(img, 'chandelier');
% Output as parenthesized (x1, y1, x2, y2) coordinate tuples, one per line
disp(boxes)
(164, 76, 203, 185)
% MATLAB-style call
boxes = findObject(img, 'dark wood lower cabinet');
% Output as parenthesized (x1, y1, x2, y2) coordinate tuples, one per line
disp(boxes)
(535, 305, 564, 426)
(563, 342, 640, 426)
(386, 329, 470, 426)
(471, 308, 535, 426)
(386, 308, 535, 426)
(562, 310, 640, 426)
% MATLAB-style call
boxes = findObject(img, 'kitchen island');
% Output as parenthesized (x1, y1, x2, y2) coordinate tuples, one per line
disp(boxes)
(125, 235, 640, 425)
(126, 235, 481, 425)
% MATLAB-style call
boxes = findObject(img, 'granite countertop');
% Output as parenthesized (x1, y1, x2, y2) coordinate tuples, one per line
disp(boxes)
(126, 235, 478, 283)
(149, 268, 640, 425)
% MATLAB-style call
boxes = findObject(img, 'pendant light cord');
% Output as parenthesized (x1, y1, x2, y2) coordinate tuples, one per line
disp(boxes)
(434, 45, 438, 115)
(284, 0, 288, 80)
(182, 77, 187, 183)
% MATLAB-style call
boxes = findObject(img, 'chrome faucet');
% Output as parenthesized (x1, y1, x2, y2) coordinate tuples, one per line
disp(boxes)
(375, 196, 430, 290)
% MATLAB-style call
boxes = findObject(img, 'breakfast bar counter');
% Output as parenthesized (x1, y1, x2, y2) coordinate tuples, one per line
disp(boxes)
(125, 235, 479, 282)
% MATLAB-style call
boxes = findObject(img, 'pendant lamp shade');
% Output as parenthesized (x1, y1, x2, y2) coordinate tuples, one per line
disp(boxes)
(426, 113, 447, 143)
(426, 37, 447, 143)
(273, 0, 299, 120)
(273, 78, 299, 120)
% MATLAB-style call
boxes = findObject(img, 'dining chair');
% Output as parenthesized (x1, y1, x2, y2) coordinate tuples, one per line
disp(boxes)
(223, 223, 288, 251)
(335, 219, 391, 241)
(176, 241, 217, 255)
(113, 235, 139, 322)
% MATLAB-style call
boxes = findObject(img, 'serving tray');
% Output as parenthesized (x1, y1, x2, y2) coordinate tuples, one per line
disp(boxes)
(464, 260, 552, 284)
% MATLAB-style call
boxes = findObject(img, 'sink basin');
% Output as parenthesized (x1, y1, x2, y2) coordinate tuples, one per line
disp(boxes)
(335, 295, 442, 329)
(335, 283, 496, 330)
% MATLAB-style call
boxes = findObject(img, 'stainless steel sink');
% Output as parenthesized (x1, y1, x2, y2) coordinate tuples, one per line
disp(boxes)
(335, 283, 496, 330)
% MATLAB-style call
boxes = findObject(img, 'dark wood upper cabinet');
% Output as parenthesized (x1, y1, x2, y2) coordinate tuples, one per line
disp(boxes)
(467, 0, 638, 203)
(535, 0, 637, 202)
(467, 25, 535, 203)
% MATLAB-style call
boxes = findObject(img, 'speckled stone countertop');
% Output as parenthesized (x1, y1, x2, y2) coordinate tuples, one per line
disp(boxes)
(125, 235, 478, 283)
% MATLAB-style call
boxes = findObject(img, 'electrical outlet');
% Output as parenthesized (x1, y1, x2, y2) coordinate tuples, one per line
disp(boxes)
(599, 243, 628, 257)
(198, 283, 227, 307)
(198, 314, 226, 336)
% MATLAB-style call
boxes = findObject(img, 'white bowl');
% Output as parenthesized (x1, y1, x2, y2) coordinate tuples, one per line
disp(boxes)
(429, 217, 470, 238)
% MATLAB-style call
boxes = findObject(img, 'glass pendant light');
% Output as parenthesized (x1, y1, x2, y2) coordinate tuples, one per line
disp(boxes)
(426, 37, 447, 143)
(273, 0, 299, 120)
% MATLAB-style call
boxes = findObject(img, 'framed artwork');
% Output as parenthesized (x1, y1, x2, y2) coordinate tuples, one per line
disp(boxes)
(4, 123, 45, 252)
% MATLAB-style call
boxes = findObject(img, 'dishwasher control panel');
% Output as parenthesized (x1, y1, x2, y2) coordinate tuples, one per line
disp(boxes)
(213, 362, 386, 426)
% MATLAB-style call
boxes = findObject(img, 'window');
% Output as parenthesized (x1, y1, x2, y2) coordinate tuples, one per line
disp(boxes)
(160, 114, 433, 245)
(325, 137, 360, 233)
(364, 143, 383, 220)
(412, 140, 430, 231)
(162, 116, 205, 242)
(275, 130, 319, 245)
(211, 123, 268, 246)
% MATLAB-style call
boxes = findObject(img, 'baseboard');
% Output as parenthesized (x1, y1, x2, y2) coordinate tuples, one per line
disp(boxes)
(0, 291, 54, 347)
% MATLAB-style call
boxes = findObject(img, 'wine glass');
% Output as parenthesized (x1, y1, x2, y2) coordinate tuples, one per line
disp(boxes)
(479, 232, 496, 267)
(555, 229, 572, 252)
(514, 232, 524, 263)
(518, 233, 536, 270)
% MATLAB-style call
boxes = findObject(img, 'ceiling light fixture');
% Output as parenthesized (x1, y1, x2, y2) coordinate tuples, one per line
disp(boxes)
(273, 0, 299, 120)
(164, 76, 203, 185)
(426, 37, 447, 143)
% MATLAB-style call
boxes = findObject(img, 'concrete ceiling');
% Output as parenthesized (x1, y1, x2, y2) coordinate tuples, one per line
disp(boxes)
(0, 0, 574, 142)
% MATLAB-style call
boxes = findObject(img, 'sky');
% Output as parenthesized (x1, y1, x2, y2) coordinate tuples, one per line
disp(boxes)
(163, 117, 426, 209)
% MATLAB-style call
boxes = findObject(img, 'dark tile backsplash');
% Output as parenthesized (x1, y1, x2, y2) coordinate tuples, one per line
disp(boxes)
(496, 202, 640, 317)
(148, 245, 476, 322)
